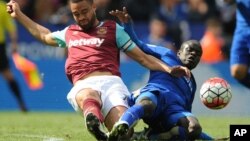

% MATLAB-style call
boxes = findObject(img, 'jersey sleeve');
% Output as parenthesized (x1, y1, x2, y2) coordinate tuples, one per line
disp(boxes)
(115, 23, 136, 52)
(51, 27, 69, 48)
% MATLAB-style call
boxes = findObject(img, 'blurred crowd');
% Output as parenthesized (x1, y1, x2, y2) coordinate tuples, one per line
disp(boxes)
(6, 0, 237, 64)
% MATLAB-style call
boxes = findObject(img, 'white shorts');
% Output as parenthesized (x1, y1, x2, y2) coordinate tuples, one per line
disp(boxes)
(67, 75, 130, 118)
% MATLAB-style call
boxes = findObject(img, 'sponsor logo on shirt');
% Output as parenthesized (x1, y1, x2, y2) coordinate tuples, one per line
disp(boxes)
(68, 38, 105, 47)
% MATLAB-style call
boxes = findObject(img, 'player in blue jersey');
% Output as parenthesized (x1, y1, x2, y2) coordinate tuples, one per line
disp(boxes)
(108, 8, 214, 141)
(227, 0, 250, 89)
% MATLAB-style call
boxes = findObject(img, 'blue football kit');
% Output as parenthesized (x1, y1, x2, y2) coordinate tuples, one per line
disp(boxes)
(230, 0, 250, 65)
(125, 27, 196, 131)
(118, 22, 213, 140)
(230, 0, 250, 88)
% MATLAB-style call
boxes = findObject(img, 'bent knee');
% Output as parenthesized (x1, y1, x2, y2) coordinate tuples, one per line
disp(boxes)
(231, 65, 248, 80)
(187, 123, 202, 140)
(75, 89, 101, 108)
(137, 98, 156, 117)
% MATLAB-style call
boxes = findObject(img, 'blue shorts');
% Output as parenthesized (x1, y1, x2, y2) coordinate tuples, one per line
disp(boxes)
(129, 90, 167, 119)
(230, 28, 250, 66)
(129, 89, 194, 132)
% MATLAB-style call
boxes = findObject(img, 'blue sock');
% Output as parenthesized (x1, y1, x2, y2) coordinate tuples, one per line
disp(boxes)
(199, 132, 213, 140)
(238, 72, 250, 89)
(120, 105, 144, 127)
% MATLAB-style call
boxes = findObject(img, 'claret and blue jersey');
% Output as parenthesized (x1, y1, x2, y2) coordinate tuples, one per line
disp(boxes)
(50, 20, 136, 84)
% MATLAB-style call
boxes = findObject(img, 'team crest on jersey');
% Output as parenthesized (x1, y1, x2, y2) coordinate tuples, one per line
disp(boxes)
(97, 27, 107, 35)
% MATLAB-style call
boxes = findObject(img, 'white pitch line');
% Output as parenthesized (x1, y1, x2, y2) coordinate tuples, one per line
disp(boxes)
(3, 133, 64, 141)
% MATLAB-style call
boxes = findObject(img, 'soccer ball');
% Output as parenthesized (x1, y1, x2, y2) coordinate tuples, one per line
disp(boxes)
(200, 77, 232, 110)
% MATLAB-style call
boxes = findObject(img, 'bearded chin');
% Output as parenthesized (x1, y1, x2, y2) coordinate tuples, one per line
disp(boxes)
(80, 24, 91, 32)
(80, 14, 96, 32)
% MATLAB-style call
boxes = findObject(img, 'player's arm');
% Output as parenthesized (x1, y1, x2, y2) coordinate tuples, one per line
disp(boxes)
(126, 48, 190, 77)
(113, 9, 191, 77)
(116, 24, 185, 75)
(127, 47, 172, 73)
(110, 7, 166, 58)
(6, 0, 57, 47)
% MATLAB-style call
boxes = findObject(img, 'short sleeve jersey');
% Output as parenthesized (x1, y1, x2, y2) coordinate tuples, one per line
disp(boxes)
(236, 0, 250, 28)
(51, 20, 136, 84)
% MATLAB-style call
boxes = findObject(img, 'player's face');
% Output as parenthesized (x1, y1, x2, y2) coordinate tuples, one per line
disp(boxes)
(70, 0, 97, 31)
(178, 41, 202, 70)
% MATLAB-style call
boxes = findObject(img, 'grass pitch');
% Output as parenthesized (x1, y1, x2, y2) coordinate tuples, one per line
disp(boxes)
(0, 111, 249, 141)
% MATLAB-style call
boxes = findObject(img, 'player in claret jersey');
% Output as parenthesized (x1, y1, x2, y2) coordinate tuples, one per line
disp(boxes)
(6, 0, 189, 140)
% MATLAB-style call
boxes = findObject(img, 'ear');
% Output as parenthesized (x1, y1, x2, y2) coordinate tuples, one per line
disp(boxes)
(92, 2, 97, 11)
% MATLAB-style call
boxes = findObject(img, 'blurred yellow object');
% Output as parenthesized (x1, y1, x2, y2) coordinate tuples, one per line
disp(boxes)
(12, 53, 43, 90)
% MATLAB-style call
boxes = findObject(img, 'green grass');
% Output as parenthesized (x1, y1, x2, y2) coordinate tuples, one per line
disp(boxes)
(0, 112, 249, 141)
(198, 115, 250, 138)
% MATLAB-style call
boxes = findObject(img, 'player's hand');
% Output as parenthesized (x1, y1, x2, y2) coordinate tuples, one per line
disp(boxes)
(6, 0, 21, 18)
(109, 7, 131, 23)
(169, 66, 191, 78)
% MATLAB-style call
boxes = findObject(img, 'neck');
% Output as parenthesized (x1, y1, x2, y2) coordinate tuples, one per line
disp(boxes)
(94, 19, 100, 27)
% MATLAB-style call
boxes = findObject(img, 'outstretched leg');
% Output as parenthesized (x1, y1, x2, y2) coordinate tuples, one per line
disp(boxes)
(76, 89, 108, 140)
(108, 91, 157, 141)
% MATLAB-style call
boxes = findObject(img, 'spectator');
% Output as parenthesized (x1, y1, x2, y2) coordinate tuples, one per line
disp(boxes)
(186, 0, 209, 23)
(95, 0, 124, 21)
(200, 18, 225, 63)
(49, 5, 74, 25)
(145, 15, 176, 52)
(34, 0, 61, 23)
(121, 0, 158, 22)
(156, 0, 189, 48)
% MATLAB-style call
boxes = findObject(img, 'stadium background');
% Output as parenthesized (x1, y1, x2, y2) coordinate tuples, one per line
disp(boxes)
(0, 0, 250, 116)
